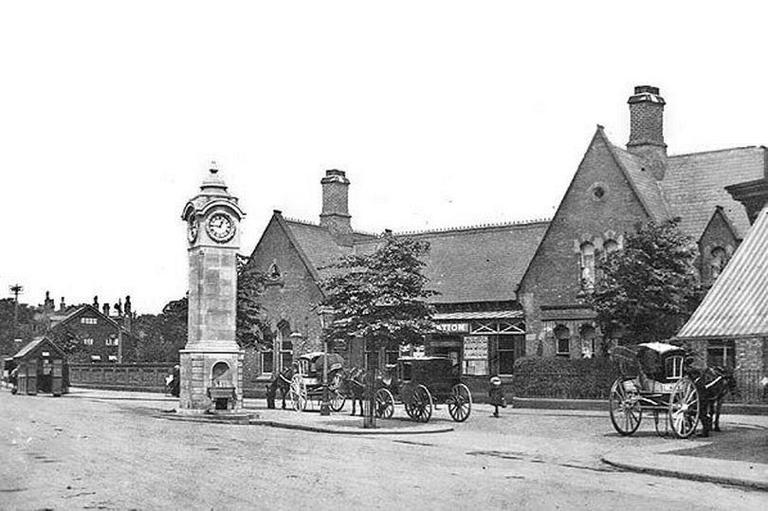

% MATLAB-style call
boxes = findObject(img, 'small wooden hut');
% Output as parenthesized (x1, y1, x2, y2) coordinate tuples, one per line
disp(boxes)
(12, 336, 69, 396)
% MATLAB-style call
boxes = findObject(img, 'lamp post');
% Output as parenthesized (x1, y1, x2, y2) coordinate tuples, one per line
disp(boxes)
(318, 308, 333, 416)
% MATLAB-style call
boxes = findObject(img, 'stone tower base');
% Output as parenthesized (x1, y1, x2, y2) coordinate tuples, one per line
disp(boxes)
(178, 349, 244, 414)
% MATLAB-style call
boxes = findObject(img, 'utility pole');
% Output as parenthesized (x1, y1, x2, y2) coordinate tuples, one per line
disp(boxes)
(9, 284, 23, 341)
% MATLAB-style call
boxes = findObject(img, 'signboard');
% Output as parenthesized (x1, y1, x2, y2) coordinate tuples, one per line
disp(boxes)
(463, 335, 489, 360)
(436, 322, 469, 334)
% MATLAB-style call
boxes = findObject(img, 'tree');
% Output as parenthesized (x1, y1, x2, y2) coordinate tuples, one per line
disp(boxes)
(236, 255, 270, 349)
(320, 235, 438, 357)
(589, 218, 704, 344)
(0, 298, 35, 357)
(319, 235, 438, 426)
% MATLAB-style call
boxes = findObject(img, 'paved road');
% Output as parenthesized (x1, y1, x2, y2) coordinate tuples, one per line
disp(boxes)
(1, 389, 766, 510)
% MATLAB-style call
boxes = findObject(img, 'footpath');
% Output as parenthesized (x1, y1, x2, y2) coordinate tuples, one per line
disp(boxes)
(68, 387, 768, 490)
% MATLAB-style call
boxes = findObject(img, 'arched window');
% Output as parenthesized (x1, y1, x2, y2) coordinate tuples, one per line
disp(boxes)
(579, 324, 596, 358)
(710, 247, 727, 281)
(580, 242, 595, 291)
(554, 325, 571, 357)
(604, 239, 619, 254)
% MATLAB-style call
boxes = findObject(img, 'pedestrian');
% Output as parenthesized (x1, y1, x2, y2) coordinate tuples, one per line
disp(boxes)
(9, 366, 18, 395)
(171, 365, 181, 397)
(488, 375, 507, 418)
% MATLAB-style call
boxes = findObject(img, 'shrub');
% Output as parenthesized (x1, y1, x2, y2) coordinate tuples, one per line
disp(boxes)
(511, 356, 621, 399)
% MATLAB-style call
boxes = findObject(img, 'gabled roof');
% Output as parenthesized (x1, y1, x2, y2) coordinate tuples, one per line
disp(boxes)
(13, 336, 66, 359)
(676, 206, 768, 340)
(662, 147, 767, 239)
(52, 304, 121, 331)
(281, 218, 356, 278)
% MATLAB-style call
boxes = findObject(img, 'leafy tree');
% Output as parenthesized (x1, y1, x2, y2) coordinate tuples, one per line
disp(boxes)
(319, 235, 438, 354)
(236, 255, 270, 349)
(589, 219, 704, 344)
(0, 298, 36, 357)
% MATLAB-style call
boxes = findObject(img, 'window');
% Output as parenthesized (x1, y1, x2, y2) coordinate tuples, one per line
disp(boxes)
(707, 340, 735, 369)
(554, 325, 570, 357)
(279, 336, 293, 371)
(108, 355, 118, 362)
(580, 242, 595, 291)
(604, 239, 619, 254)
(105, 337, 119, 346)
(83, 338, 94, 346)
(497, 336, 519, 375)
(665, 356, 684, 380)
(579, 325, 596, 358)
(261, 347, 274, 375)
(384, 345, 399, 366)
(90, 355, 101, 362)
(710, 247, 727, 281)
(81, 317, 97, 325)
(365, 339, 379, 371)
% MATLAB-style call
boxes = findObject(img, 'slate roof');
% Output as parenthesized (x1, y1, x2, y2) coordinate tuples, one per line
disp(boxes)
(397, 222, 549, 303)
(662, 147, 767, 239)
(13, 336, 66, 360)
(677, 205, 768, 339)
(609, 143, 670, 221)
(605, 132, 767, 240)
(278, 215, 548, 304)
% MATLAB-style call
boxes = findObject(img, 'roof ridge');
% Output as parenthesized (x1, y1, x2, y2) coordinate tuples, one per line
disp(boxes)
(283, 215, 379, 237)
(394, 218, 550, 236)
(669, 145, 765, 158)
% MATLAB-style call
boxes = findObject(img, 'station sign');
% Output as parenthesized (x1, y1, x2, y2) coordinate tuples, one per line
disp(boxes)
(436, 322, 469, 333)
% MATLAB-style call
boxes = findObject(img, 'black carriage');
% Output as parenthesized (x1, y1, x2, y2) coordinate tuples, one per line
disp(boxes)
(288, 352, 346, 412)
(609, 342, 701, 438)
(373, 356, 472, 423)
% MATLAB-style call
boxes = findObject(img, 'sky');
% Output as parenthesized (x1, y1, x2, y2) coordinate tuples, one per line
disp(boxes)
(1, 1, 767, 314)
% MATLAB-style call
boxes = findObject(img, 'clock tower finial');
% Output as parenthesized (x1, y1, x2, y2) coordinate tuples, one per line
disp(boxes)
(209, 160, 218, 174)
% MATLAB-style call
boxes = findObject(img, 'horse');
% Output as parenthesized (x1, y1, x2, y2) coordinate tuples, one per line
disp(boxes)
(344, 367, 368, 416)
(343, 366, 396, 417)
(689, 365, 738, 437)
(265, 365, 295, 410)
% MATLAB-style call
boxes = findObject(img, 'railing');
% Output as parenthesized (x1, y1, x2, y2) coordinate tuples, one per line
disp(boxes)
(69, 363, 176, 392)
(733, 369, 768, 404)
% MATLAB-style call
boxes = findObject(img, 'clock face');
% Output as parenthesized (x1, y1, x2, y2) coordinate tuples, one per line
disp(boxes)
(187, 217, 199, 243)
(206, 212, 235, 243)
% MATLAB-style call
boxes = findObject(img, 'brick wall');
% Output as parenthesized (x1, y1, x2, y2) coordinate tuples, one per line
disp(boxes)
(519, 131, 651, 355)
(69, 362, 175, 391)
(245, 217, 325, 380)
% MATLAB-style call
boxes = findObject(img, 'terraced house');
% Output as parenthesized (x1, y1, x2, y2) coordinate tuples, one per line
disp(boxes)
(242, 86, 767, 387)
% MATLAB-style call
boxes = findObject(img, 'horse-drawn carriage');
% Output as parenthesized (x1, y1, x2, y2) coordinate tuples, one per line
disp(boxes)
(288, 352, 347, 412)
(369, 356, 473, 423)
(609, 342, 703, 438)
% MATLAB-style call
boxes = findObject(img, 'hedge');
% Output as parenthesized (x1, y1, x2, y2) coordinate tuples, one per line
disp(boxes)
(511, 356, 621, 400)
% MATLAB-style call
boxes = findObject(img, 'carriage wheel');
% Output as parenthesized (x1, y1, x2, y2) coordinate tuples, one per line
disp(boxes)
(609, 378, 642, 436)
(410, 385, 433, 423)
(653, 410, 669, 437)
(669, 378, 700, 439)
(447, 383, 472, 422)
(330, 389, 346, 412)
(375, 388, 395, 419)
(289, 375, 307, 412)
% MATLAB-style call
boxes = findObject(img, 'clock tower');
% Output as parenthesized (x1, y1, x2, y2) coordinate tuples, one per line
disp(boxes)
(179, 162, 245, 413)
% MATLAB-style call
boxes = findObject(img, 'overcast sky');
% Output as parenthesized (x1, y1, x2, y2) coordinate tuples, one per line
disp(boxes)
(1, 1, 767, 313)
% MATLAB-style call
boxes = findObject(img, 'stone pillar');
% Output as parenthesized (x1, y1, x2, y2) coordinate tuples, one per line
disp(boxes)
(179, 162, 245, 414)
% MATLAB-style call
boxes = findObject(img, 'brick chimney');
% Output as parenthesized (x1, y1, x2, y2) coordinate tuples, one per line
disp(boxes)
(627, 85, 667, 180)
(320, 169, 352, 244)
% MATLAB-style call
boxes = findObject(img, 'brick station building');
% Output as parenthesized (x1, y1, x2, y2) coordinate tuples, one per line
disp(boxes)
(242, 85, 768, 385)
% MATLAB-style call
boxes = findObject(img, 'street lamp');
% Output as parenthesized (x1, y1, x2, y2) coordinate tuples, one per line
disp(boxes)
(317, 307, 334, 416)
